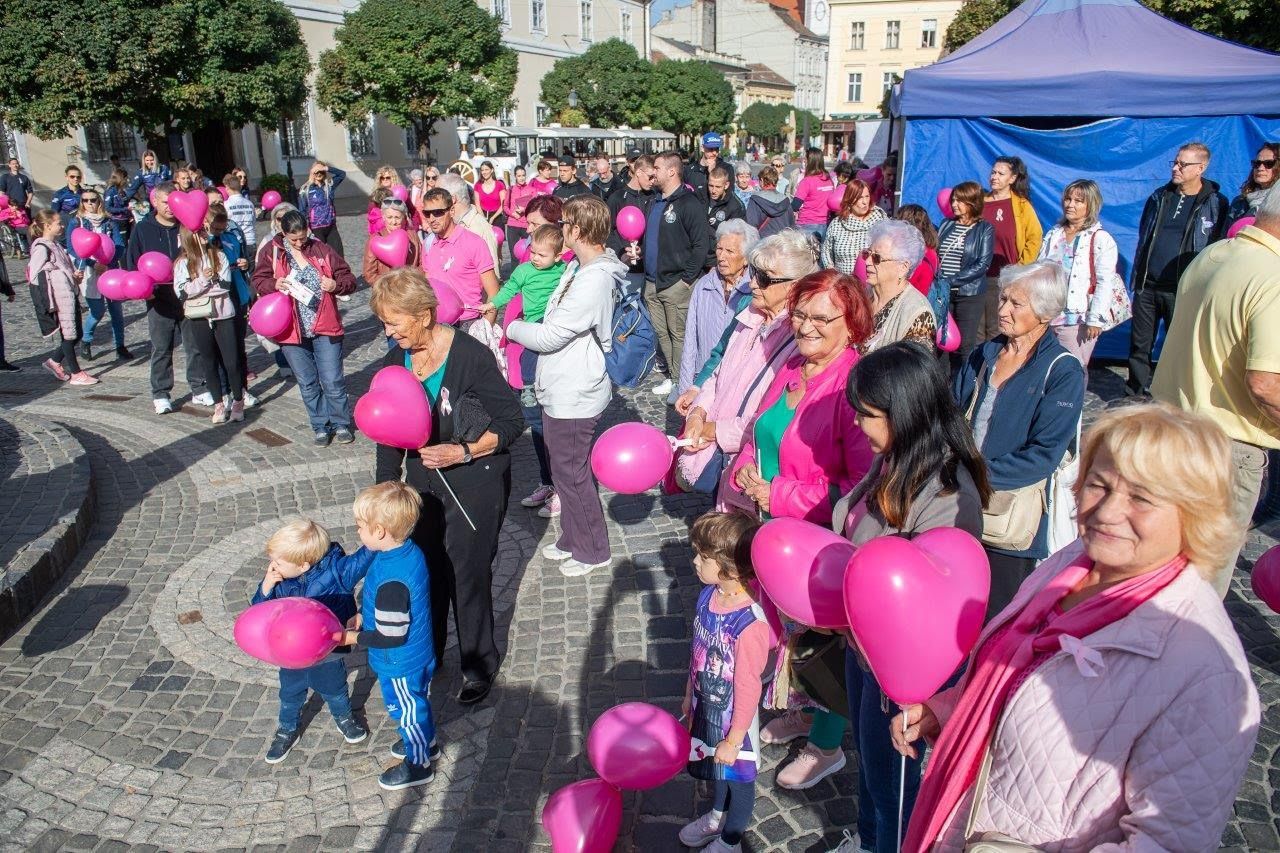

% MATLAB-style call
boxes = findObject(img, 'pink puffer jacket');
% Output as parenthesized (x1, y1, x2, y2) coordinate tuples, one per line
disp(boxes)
(926, 541, 1260, 852)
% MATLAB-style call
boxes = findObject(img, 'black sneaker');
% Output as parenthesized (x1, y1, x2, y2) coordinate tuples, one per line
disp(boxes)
(391, 738, 441, 762)
(0, 360, 18, 372)
(334, 714, 368, 744)
(79, 342, 93, 361)
(313, 431, 333, 447)
(378, 761, 434, 791)
(115, 346, 133, 360)
(334, 427, 355, 444)
(264, 728, 299, 764)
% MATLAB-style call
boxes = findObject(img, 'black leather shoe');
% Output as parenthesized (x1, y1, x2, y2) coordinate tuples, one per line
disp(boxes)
(79, 342, 93, 361)
(457, 679, 493, 705)
(0, 360, 18, 372)
(115, 346, 133, 360)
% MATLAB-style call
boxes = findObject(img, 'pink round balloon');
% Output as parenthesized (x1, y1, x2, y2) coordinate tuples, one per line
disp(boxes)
(541, 778, 622, 853)
(353, 365, 432, 450)
(96, 269, 129, 301)
(1251, 543, 1280, 613)
(248, 291, 295, 339)
(391, 184, 409, 202)
(260, 190, 282, 211)
(586, 702, 691, 790)
(853, 252, 867, 283)
(369, 230, 410, 268)
(937, 312, 961, 353)
(266, 598, 342, 669)
(751, 517, 855, 629)
(843, 527, 990, 704)
(562, 250, 575, 263)
(233, 599, 292, 665)
(137, 250, 174, 284)
(149, 187, 159, 207)
(827, 184, 846, 212)
(168, 189, 210, 231)
(0, 192, 9, 209)
(615, 205, 646, 242)
(492, 224, 505, 246)
(217, 185, 230, 201)
(434, 283, 465, 325)
(1228, 216, 1256, 238)
(503, 293, 526, 390)
(94, 232, 116, 265)
(936, 187, 954, 220)
(70, 228, 101, 260)
(513, 237, 532, 264)
(121, 271, 156, 300)
(590, 422, 674, 495)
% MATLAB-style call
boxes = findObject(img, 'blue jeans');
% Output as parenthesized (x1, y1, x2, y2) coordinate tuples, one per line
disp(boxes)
(713, 779, 755, 845)
(378, 668, 437, 765)
(83, 297, 125, 348)
(846, 647, 922, 853)
(519, 347, 552, 486)
(281, 335, 351, 433)
(278, 656, 352, 730)
(800, 222, 827, 246)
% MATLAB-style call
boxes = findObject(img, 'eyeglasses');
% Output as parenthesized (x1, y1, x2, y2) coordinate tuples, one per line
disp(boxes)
(1170, 160, 1205, 170)
(1253, 159, 1278, 170)
(753, 269, 792, 288)
(67, 174, 82, 180)
(859, 250, 901, 266)
(791, 309, 843, 330)
(421, 208, 449, 218)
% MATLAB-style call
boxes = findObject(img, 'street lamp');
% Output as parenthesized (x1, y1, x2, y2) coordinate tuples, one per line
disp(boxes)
(456, 121, 471, 158)
(568, 89, 579, 109)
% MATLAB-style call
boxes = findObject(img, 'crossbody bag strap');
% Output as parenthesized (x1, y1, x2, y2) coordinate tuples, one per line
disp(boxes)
(734, 338, 793, 418)
(1086, 231, 1098, 297)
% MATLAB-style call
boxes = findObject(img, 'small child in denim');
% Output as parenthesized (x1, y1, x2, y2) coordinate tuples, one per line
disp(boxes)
(254, 518, 374, 764)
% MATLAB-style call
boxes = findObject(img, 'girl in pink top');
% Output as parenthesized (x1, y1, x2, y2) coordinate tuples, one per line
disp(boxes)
(504, 165, 538, 248)
(473, 160, 507, 223)
(529, 158, 558, 195)
(793, 148, 839, 237)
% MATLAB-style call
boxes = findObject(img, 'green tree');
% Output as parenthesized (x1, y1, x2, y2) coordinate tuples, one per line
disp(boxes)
(0, 0, 309, 139)
(316, 0, 516, 140)
(540, 39, 653, 128)
(644, 60, 736, 138)
(739, 103, 787, 139)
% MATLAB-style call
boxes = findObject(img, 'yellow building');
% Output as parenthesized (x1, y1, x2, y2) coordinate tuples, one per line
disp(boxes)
(824, 0, 961, 122)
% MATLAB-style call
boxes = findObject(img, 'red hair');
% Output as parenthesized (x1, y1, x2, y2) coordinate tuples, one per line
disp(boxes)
(836, 179, 873, 219)
(788, 270, 874, 346)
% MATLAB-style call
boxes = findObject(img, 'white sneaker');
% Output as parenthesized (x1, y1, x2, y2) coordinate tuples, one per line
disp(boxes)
(153, 398, 174, 415)
(190, 392, 216, 407)
(541, 543, 573, 561)
(828, 829, 869, 853)
(705, 839, 741, 853)
(678, 810, 724, 847)
(560, 557, 609, 577)
(242, 390, 260, 409)
(651, 377, 673, 396)
(521, 484, 555, 508)
(537, 493, 561, 518)
(337, 294, 352, 302)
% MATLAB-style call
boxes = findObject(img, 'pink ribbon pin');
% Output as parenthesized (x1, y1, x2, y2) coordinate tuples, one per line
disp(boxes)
(1059, 635, 1105, 678)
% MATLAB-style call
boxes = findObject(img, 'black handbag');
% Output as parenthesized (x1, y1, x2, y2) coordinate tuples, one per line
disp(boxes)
(790, 631, 850, 719)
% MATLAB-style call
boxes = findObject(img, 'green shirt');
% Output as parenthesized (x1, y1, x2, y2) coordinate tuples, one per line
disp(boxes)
(404, 351, 449, 404)
(754, 392, 797, 519)
(490, 260, 567, 322)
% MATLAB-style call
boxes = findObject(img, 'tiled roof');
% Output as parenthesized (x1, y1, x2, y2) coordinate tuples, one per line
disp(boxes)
(747, 63, 794, 88)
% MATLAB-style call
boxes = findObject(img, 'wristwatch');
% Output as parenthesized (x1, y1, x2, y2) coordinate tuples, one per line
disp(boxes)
(459, 441, 473, 464)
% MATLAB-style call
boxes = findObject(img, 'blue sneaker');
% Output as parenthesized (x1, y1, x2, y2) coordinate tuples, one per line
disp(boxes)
(391, 737, 441, 762)
(264, 728, 298, 764)
(378, 761, 434, 791)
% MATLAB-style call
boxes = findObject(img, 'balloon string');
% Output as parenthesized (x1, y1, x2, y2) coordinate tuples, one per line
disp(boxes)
(670, 437, 695, 448)
(897, 709, 907, 853)
(435, 469, 477, 531)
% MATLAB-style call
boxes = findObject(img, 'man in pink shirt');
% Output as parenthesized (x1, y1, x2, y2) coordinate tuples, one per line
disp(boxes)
(419, 187, 500, 321)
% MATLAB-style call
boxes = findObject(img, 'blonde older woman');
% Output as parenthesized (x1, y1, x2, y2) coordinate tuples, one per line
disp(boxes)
(894, 403, 1260, 853)
(860, 219, 936, 353)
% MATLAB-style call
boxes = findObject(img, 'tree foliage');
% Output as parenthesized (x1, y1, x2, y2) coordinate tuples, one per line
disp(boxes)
(644, 60, 736, 138)
(316, 0, 517, 135)
(540, 40, 653, 128)
(739, 103, 788, 138)
(0, 0, 310, 138)
(945, 0, 1280, 53)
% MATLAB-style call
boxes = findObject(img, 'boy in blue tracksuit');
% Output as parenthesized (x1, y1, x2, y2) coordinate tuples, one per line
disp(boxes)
(335, 481, 438, 791)
(253, 519, 375, 764)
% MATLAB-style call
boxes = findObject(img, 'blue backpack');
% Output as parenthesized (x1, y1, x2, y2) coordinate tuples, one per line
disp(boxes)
(927, 271, 953, 348)
(606, 289, 657, 388)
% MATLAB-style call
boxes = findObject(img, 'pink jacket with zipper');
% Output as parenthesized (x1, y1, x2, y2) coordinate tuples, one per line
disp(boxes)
(724, 347, 872, 524)
(924, 541, 1260, 852)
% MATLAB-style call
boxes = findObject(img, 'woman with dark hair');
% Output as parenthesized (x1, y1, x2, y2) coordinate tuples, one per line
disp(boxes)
(173, 222, 244, 424)
(1229, 141, 1280, 223)
(936, 181, 994, 368)
(530, 159, 558, 195)
(793, 148, 839, 243)
(524, 194, 563, 229)
(829, 340, 990, 853)
(895, 204, 938, 295)
(474, 161, 507, 230)
(821, 178, 885, 274)
(504, 165, 536, 249)
(982, 157, 1042, 342)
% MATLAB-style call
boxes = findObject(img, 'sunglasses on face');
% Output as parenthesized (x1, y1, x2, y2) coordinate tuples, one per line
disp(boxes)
(1253, 159, 1278, 169)
(425, 174, 439, 181)
(68, 175, 82, 180)
(421, 208, 449, 218)
(313, 170, 328, 177)
(753, 269, 791, 287)
(859, 250, 900, 265)
(1170, 160, 1204, 170)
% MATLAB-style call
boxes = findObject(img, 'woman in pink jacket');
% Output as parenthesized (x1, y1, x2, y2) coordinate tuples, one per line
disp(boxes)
(894, 403, 1260, 852)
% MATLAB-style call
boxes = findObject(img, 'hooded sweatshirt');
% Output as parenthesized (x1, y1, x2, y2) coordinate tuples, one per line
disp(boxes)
(125, 214, 183, 316)
(505, 250, 629, 419)
(746, 189, 796, 238)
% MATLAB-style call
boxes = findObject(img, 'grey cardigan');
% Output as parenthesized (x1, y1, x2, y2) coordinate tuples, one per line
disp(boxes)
(832, 456, 984, 545)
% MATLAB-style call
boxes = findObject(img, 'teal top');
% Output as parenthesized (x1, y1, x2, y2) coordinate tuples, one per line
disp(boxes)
(753, 392, 797, 519)
(404, 351, 449, 404)
(490, 260, 567, 322)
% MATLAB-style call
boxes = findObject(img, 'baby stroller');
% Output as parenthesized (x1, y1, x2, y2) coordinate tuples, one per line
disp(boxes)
(0, 205, 30, 257)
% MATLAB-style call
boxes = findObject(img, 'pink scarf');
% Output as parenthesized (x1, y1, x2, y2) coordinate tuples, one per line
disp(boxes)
(904, 553, 1188, 852)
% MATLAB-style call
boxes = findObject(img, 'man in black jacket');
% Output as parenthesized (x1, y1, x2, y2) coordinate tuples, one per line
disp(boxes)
(684, 132, 723, 197)
(1126, 141, 1229, 397)
(589, 153, 622, 201)
(606, 155, 657, 295)
(0, 158, 34, 256)
(704, 164, 746, 265)
(643, 151, 713, 401)
(552, 156, 591, 200)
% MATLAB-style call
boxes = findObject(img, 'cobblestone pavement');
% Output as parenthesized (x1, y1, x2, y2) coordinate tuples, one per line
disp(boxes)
(0, 216, 1278, 852)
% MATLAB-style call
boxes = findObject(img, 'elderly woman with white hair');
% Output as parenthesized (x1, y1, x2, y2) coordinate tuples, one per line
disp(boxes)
(953, 260, 1087, 618)
(733, 162, 756, 206)
(860, 219, 936, 353)
(678, 218, 761, 395)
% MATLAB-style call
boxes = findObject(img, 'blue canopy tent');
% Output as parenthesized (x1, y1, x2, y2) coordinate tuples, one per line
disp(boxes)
(893, 0, 1280, 359)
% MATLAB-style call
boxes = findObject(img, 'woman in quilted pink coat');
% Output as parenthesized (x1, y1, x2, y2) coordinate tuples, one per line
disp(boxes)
(893, 403, 1260, 853)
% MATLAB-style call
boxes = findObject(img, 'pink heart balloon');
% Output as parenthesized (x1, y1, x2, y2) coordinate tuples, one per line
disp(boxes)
(541, 778, 622, 853)
(265, 598, 342, 669)
(1228, 216, 1256, 239)
(248, 292, 295, 339)
(1250, 543, 1280, 613)
(233, 599, 291, 665)
(121, 271, 155, 300)
(369, 230, 410, 268)
(615, 205, 646, 242)
(261, 190, 282, 211)
(586, 702, 691, 790)
(353, 365, 432, 450)
(149, 187, 158, 207)
(137, 250, 174, 284)
(71, 227, 101, 260)
(0, 192, 9, 209)
(503, 293, 526, 390)
(827, 184, 846, 212)
(391, 184, 409, 202)
(751, 516, 856, 629)
(590, 422, 674, 495)
(843, 527, 990, 704)
(936, 187, 954, 220)
(434, 282, 465, 325)
(94, 232, 116, 265)
(513, 237, 532, 264)
(492, 224, 505, 246)
(96, 269, 128, 301)
(937, 312, 961, 353)
(168, 189, 210, 231)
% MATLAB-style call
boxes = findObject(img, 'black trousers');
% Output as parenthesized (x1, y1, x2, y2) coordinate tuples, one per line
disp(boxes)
(187, 316, 244, 401)
(312, 224, 344, 257)
(985, 549, 1037, 623)
(1126, 285, 1177, 395)
(950, 290, 986, 373)
(411, 464, 510, 684)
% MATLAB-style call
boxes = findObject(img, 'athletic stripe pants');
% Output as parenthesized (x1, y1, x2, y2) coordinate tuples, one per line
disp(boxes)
(377, 668, 436, 766)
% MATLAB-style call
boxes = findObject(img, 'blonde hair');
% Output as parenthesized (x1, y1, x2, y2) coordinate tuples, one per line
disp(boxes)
(266, 519, 331, 566)
(370, 266, 439, 321)
(1059, 179, 1103, 229)
(354, 482, 422, 542)
(562, 195, 611, 245)
(1074, 402, 1243, 578)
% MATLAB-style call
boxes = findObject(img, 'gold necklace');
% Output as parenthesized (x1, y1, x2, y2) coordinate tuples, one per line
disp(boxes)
(409, 330, 438, 378)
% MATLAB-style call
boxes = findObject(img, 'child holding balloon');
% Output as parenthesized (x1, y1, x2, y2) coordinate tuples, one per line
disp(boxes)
(680, 512, 769, 853)
(253, 519, 375, 764)
(26, 211, 97, 385)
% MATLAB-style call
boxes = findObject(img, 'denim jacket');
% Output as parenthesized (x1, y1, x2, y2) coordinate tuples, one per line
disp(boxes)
(936, 218, 995, 297)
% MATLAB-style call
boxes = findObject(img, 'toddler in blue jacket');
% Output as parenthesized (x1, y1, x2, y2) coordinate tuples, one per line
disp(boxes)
(253, 518, 374, 764)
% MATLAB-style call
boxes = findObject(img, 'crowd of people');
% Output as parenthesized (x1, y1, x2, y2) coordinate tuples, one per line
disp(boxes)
(1, 132, 1278, 852)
